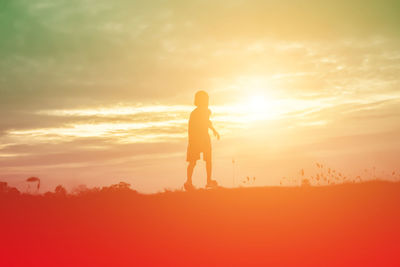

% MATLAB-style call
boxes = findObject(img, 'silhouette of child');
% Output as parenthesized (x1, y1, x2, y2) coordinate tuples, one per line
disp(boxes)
(185, 91, 220, 191)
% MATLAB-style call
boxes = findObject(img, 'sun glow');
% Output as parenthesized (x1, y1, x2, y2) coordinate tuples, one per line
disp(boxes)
(232, 93, 283, 122)
(248, 95, 268, 112)
(244, 95, 269, 121)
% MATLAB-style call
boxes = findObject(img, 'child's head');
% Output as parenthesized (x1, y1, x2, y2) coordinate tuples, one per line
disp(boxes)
(194, 90, 209, 107)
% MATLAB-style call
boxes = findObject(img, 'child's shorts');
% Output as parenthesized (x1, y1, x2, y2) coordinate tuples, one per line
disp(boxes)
(186, 144, 211, 163)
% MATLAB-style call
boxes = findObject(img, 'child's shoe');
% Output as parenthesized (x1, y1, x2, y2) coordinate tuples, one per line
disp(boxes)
(184, 182, 196, 191)
(206, 179, 218, 189)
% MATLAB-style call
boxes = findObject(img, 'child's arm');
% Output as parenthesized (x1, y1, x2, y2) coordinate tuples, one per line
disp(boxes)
(208, 120, 220, 140)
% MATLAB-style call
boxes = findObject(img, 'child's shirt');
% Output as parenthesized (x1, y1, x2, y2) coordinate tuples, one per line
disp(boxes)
(188, 107, 211, 147)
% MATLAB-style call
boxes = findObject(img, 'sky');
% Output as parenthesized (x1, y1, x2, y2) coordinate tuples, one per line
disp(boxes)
(1, 0, 400, 193)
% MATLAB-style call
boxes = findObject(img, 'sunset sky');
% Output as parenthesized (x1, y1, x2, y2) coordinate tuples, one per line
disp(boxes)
(1, 0, 400, 193)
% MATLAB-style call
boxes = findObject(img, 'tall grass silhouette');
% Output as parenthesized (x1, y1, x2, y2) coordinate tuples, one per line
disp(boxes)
(280, 163, 399, 187)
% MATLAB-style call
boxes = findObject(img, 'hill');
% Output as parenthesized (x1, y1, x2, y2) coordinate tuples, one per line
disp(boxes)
(1, 181, 399, 266)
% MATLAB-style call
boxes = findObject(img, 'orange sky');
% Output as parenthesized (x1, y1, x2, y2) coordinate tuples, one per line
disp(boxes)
(1, 0, 400, 192)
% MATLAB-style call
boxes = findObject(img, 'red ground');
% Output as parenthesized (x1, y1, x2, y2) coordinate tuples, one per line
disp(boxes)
(1, 181, 399, 266)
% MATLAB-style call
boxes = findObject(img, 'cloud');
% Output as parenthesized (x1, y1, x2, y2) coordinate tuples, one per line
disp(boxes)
(0, 141, 184, 168)
(2, 0, 400, 112)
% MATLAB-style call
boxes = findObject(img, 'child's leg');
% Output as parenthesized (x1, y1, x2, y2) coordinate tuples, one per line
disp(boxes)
(204, 146, 212, 183)
(186, 161, 196, 184)
(206, 160, 212, 182)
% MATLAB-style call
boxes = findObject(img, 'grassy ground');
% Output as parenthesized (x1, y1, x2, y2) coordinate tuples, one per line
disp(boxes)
(1, 181, 399, 266)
